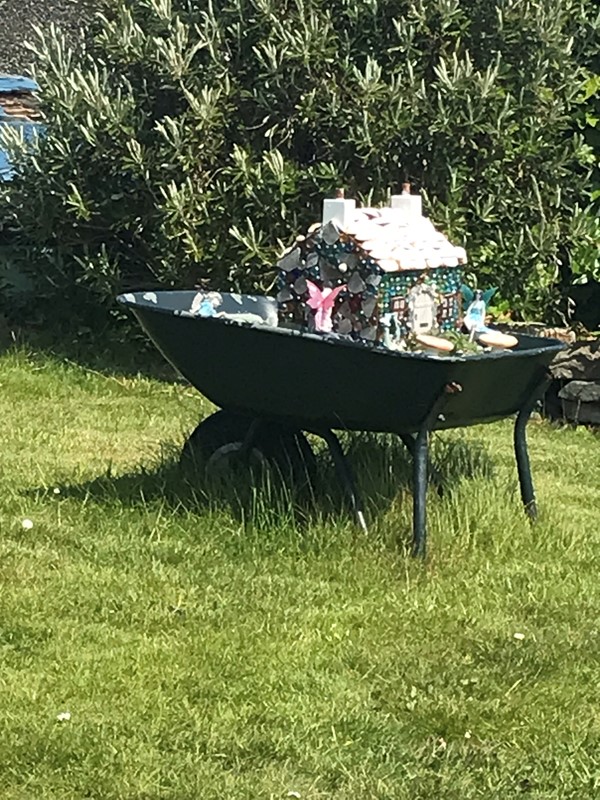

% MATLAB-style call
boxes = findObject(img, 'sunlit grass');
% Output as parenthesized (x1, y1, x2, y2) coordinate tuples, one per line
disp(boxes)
(0, 346, 599, 799)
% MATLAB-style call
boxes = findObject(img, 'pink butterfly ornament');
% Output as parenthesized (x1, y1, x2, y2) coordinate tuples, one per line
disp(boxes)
(306, 280, 346, 333)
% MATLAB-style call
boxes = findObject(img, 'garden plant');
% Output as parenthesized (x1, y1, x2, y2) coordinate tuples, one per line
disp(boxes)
(0, 0, 598, 330)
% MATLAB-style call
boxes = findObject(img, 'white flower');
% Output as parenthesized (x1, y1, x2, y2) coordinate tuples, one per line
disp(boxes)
(287, 793, 301, 799)
(513, 632, 525, 641)
(56, 711, 71, 722)
(21, 518, 34, 530)
(464, 730, 472, 739)
(53, 487, 61, 495)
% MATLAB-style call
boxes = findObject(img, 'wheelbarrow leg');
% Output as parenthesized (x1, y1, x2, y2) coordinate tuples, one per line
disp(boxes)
(320, 430, 368, 534)
(400, 433, 444, 497)
(411, 383, 463, 558)
(412, 429, 429, 558)
(514, 373, 552, 521)
(237, 417, 262, 465)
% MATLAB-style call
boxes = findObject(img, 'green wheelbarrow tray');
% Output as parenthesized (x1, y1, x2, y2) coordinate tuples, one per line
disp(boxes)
(118, 290, 564, 557)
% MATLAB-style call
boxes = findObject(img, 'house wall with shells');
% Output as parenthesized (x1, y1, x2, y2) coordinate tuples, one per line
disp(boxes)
(277, 218, 463, 345)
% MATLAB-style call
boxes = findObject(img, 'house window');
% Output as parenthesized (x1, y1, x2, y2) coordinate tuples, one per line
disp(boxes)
(390, 296, 406, 314)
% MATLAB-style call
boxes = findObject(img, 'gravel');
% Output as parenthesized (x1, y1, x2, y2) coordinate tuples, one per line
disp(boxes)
(0, 0, 95, 75)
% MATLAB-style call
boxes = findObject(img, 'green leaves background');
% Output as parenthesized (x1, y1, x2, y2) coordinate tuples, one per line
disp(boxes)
(1, 0, 598, 324)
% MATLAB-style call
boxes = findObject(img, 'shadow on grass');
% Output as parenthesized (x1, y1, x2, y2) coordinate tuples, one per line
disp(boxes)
(30, 433, 496, 545)
(7, 321, 181, 384)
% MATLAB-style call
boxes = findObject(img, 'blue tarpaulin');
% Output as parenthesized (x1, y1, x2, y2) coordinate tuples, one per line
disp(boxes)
(0, 74, 41, 181)
(0, 75, 39, 93)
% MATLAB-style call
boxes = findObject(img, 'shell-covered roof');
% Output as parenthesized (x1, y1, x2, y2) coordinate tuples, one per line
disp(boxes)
(304, 206, 467, 272)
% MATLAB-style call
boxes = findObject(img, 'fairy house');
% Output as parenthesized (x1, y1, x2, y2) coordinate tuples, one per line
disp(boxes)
(276, 188, 467, 347)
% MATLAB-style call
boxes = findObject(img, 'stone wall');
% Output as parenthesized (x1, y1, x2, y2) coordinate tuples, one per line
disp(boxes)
(551, 341, 600, 425)
(497, 323, 600, 425)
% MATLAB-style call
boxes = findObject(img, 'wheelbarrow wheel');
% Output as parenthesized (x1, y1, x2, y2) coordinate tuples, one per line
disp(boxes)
(180, 411, 316, 489)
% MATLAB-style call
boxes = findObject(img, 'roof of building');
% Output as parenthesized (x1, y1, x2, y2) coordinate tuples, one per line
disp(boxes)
(284, 206, 467, 275)
(0, 74, 41, 181)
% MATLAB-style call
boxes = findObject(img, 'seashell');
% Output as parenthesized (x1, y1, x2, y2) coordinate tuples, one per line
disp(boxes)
(348, 272, 366, 294)
(398, 254, 426, 270)
(352, 222, 381, 242)
(359, 237, 390, 253)
(377, 259, 399, 272)
(361, 207, 381, 219)
(359, 239, 376, 252)
(296, 235, 306, 244)
(341, 221, 359, 236)
(307, 222, 322, 234)
(338, 262, 348, 273)
(455, 246, 467, 263)
(278, 247, 303, 272)
(368, 247, 394, 261)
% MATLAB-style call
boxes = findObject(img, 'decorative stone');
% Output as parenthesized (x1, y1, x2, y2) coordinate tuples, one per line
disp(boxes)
(305, 251, 319, 269)
(277, 195, 465, 342)
(278, 247, 303, 272)
(277, 287, 293, 303)
(550, 341, 600, 381)
(360, 326, 377, 341)
(347, 272, 366, 294)
(321, 261, 343, 283)
(337, 317, 353, 335)
(558, 380, 600, 403)
(558, 381, 600, 425)
(362, 296, 377, 317)
(336, 300, 351, 319)
(322, 220, 341, 245)
(293, 276, 307, 295)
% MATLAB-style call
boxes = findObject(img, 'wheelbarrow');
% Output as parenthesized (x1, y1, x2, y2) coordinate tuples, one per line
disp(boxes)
(118, 290, 564, 557)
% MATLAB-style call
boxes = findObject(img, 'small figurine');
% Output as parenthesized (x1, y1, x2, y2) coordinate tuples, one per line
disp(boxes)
(462, 287, 495, 338)
(306, 281, 346, 333)
(190, 291, 222, 317)
(461, 286, 518, 349)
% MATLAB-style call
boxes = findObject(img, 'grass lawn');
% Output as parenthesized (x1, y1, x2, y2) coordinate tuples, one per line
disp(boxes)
(0, 344, 599, 799)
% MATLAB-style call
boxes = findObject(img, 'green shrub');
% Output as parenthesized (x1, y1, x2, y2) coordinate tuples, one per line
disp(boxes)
(1, 0, 599, 324)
